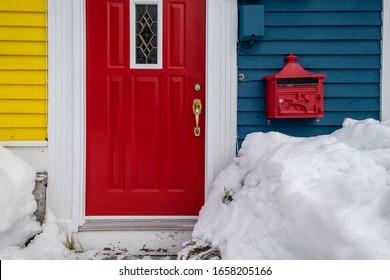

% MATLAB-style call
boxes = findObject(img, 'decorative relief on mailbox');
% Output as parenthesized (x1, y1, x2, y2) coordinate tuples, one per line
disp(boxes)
(264, 54, 326, 119)
(284, 93, 310, 112)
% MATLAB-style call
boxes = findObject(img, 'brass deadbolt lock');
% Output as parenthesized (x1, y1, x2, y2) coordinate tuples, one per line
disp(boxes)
(194, 83, 201, 92)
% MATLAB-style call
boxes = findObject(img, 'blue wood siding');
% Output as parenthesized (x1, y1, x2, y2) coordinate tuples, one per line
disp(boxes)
(237, 0, 382, 146)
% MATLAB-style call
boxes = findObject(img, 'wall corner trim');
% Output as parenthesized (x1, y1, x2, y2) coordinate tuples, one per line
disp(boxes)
(382, 0, 390, 121)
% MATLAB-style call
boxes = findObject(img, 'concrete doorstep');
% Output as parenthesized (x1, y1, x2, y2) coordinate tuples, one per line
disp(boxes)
(74, 219, 196, 258)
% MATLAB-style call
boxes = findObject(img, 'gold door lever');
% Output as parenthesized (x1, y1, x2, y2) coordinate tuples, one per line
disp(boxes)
(192, 99, 202, 136)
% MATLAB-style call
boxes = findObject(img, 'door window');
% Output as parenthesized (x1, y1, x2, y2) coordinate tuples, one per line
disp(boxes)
(130, 0, 162, 69)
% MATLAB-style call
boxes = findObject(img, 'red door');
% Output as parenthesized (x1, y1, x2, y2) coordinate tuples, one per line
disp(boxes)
(86, 0, 205, 216)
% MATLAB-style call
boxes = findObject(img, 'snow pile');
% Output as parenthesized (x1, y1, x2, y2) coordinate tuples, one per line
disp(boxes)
(188, 118, 390, 259)
(2, 211, 71, 259)
(0, 145, 40, 251)
(0, 146, 96, 260)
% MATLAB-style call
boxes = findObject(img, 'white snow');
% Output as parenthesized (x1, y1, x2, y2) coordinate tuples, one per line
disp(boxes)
(189, 118, 390, 259)
(0, 145, 97, 260)
(0, 145, 40, 252)
(2, 118, 390, 260)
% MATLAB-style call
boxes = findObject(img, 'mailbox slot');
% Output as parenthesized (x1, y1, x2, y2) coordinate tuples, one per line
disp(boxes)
(277, 78, 318, 87)
(264, 54, 326, 119)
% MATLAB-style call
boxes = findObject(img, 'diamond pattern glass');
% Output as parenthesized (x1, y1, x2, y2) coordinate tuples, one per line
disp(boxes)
(135, 4, 158, 64)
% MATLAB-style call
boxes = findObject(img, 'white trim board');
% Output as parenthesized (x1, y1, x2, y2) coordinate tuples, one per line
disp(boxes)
(4, 146, 48, 172)
(0, 142, 48, 171)
(48, 0, 237, 232)
(0, 141, 48, 147)
(382, 0, 390, 121)
(48, 0, 87, 231)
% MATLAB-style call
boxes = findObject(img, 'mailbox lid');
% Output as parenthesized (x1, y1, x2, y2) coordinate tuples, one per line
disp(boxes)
(264, 54, 326, 80)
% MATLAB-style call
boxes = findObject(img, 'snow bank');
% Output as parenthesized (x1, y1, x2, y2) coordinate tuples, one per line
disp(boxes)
(0, 145, 40, 251)
(189, 118, 390, 259)
(0, 146, 95, 260)
(1, 210, 68, 259)
(0, 209, 100, 260)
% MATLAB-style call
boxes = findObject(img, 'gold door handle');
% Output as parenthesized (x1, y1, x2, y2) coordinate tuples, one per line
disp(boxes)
(192, 99, 202, 136)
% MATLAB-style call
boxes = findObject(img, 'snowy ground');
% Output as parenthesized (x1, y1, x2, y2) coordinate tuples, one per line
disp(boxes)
(1, 118, 390, 259)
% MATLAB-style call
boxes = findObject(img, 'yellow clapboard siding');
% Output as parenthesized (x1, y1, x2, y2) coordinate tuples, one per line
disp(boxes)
(0, 85, 46, 99)
(0, 56, 46, 70)
(0, 0, 47, 141)
(0, 41, 46, 55)
(0, 70, 46, 85)
(0, 100, 46, 113)
(0, 114, 46, 127)
(0, 128, 47, 140)
(0, 0, 46, 12)
(0, 27, 46, 41)
(0, 12, 46, 27)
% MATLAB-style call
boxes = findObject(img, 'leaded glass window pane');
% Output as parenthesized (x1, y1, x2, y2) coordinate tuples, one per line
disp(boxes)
(135, 4, 158, 64)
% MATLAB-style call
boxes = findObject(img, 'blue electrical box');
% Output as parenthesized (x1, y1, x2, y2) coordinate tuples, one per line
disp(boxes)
(239, 5, 264, 41)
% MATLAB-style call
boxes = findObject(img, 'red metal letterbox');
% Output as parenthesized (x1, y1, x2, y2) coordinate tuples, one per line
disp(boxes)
(264, 54, 326, 118)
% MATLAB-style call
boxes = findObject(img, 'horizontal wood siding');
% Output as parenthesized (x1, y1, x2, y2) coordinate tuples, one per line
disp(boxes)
(237, 0, 382, 146)
(0, 0, 47, 140)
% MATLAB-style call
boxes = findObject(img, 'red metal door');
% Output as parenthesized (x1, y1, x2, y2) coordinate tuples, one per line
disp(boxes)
(86, 0, 205, 215)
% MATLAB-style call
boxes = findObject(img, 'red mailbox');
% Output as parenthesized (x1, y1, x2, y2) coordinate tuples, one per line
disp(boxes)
(264, 54, 326, 118)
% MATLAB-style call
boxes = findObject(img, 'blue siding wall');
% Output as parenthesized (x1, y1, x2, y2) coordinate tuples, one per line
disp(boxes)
(237, 0, 382, 146)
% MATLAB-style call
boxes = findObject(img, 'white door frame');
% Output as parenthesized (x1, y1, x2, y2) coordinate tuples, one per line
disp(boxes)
(48, 0, 237, 231)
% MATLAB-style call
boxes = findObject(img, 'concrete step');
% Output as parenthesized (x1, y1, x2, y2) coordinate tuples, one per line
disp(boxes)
(75, 219, 195, 256)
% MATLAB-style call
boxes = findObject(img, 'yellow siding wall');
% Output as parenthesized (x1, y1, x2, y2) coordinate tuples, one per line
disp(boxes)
(0, 0, 47, 140)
